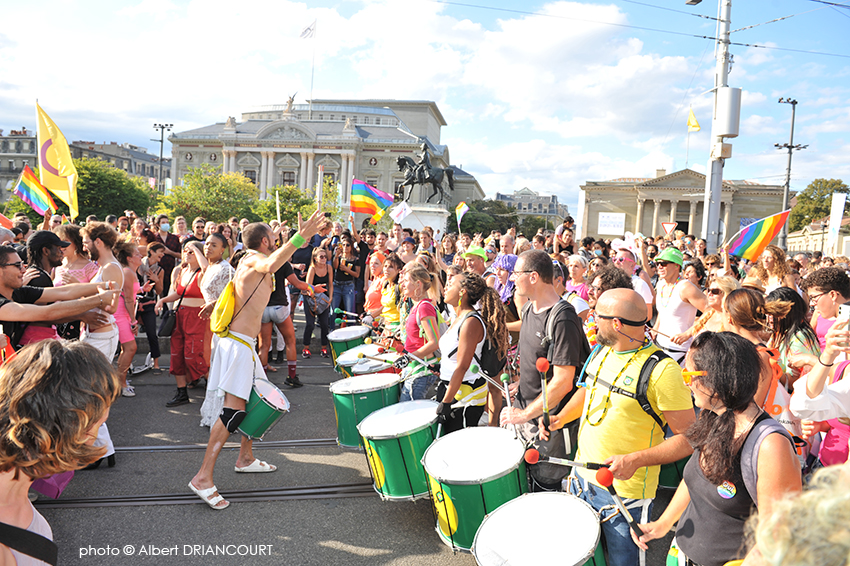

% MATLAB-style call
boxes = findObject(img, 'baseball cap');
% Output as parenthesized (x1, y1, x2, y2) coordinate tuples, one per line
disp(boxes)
(402, 237, 416, 246)
(28, 230, 71, 250)
(654, 247, 683, 267)
(463, 246, 488, 260)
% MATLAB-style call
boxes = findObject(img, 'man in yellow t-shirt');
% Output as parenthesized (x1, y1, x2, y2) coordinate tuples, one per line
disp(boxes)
(548, 288, 695, 566)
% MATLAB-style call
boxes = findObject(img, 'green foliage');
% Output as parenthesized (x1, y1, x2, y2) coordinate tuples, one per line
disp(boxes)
(4, 158, 159, 223)
(519, 215, 549, 236)
(319, 176, 341, 221)
(164, 164, 259, 224)
(252, 185, 315, 225)
(447, 199, 519, 235)
(789, 178, 849, 232)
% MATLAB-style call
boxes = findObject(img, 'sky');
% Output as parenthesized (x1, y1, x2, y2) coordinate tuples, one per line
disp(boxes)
(2, 0, 849, 216)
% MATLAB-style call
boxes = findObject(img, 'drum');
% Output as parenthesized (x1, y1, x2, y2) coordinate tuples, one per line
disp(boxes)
(473, 492, 602, 566)
(329, 372, 402, 450)
(351, 350, 400, 375)
(358, 400, 439, 501)
(328, 325, 372, 369)
(422, 426, 528, 552)
(659, 455, 690, 489)
(336, 343, 396, 378)
(237, 379, 291, 440)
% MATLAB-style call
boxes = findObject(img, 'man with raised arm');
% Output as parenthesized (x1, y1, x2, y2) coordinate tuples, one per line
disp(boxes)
(189, 210, 324, 510)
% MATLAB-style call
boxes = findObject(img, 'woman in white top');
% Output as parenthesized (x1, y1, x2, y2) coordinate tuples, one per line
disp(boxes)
(0, 340, 119, 565)
(436, 272, 509, 434)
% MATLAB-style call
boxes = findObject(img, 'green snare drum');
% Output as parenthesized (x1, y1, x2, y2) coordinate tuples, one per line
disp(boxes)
(237, 379, 291, 440)
(328, 326, 372, 371)
(422, 426, 528, 552)
(329, 372, 402, 450)
(357, 400, 439, 501)
(336, 343, 398, 378)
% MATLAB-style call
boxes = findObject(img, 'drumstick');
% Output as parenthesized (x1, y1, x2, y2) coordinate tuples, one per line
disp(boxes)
(333, 308, 359, 318)
(595, 467, 646, 538)
(536, 357, 550, 430)
(356, 352, 391, 364)
(523, 448, 609, 470)
(501, 373, 517, 437)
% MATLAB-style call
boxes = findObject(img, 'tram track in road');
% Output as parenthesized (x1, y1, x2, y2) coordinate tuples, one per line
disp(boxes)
(114, 437, 339, 453)
(34, 482, 377, 509)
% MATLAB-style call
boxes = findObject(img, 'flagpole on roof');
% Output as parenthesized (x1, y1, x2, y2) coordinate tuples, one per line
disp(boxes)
(302, 20, 317, 120)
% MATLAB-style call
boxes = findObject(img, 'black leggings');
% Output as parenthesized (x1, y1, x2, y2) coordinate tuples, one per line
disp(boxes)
(137, 306, 161, 360)
(435, 377, 486, 434)
(303, 307, 330, 347)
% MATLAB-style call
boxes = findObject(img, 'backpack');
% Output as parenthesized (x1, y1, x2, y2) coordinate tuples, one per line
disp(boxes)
(578, 344, 671, 429)
(209, 273, 266, 337)
(448, 310, 506, 379)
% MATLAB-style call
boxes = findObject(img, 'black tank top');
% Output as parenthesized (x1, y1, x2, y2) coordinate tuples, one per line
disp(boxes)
(312, 269, 329, 288)
(676, 412, 772, 566)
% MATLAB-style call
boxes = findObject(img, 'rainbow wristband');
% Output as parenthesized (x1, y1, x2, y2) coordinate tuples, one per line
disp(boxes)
(289, 233, 306, 248)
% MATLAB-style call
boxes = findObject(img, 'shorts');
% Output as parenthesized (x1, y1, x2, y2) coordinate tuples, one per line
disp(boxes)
(81, 325, 119, 362)
(206, 330, 266, 401)
(262, 303, 291, 325)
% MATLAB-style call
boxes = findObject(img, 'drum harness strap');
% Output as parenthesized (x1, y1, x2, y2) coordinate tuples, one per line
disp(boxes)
(567, 476, 642, 524)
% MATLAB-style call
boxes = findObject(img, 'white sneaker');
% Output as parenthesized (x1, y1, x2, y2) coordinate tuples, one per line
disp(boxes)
(122, 385, 136, 397)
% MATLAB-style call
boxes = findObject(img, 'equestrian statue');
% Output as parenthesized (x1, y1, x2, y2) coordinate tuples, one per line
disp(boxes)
(395, 143, 454, 205)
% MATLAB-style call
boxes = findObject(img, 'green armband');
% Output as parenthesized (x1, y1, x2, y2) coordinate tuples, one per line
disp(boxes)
(289, 233, 306, 248)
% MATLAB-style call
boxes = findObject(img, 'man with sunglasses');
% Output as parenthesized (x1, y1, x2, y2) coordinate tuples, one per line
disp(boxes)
(651, 248, 707, 365)
(0, 244, 118, 349)
(546, 288, 695, 566)
(802, 267, 850, 351)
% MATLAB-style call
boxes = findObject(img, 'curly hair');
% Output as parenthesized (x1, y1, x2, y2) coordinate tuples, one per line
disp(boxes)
(81, 221, 117, 249)
(684, 260, 706, 287)
(112, 239, 138, 267)
(459, 272, 509, 360)
(590, 266, 634, 293)
(54, 224, 85, 256)
(0, 341, 120, 480)
(686, 332, 761, 485)
(724, 288, 793, 332)
(801, 266, 850, 296)
(753, 244, 789, 282)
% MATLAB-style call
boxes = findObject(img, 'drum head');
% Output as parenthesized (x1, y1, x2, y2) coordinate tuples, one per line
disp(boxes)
(422, 426, 524, 485)
(330, 372, 401, 395)
(254, 379, 291, 411)
(336, 343, 391, 367)
(328, 325, 371, 341)
(474, 492, 600, 566)
(358, 400, 438, 440)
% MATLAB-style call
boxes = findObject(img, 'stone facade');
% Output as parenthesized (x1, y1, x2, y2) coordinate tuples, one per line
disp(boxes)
(168, 100, 484, 226)
(0, 127, 37, 197)
(70, 142, 171, 188)
(578, 168, 786, 242)
(495, 187, 570, 228)
(787, 217, 850, 257)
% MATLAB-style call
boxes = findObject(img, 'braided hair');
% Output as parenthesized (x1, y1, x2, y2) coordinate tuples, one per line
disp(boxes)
(460, 273, 509, 359)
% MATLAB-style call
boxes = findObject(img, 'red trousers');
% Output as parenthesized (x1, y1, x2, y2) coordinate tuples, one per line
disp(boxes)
(169, 305, 209, 381)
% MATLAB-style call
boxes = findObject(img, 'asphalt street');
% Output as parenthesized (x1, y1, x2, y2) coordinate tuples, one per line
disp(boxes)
(35, 308, 674, 565)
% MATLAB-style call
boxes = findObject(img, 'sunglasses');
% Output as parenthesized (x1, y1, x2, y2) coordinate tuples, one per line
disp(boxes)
(707, 288, 723, 295)
(682, 370, 706, 386)
(655, 261, 673, 267)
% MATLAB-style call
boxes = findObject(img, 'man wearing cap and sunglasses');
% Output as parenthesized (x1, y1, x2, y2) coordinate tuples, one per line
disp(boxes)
(651, 247, 707, 365)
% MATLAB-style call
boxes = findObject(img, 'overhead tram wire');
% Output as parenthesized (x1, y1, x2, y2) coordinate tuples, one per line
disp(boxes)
(427, 0, 850, 60)
(804, 0, 850, 8)
(730, 7, 827, 34)
(114, 437, 338, 453)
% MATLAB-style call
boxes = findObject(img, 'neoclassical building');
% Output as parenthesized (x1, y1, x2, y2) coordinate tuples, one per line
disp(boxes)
(578, 169, 786, 241)
(169, 99, 483, 226)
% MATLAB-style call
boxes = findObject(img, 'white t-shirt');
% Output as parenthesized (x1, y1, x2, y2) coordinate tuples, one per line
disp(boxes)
(565, 292, 589, 316)
(632, 275, 653, 305)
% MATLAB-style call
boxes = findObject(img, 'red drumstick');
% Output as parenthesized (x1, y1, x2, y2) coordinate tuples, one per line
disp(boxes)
(523, 449, 609, 470)
(596, 468, 645, 538)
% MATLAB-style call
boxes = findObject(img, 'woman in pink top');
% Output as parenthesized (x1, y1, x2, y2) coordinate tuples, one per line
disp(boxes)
(53, 224, 100, 340)
(363, 252, 386, 316)
(399, 264, 441, 402)
(113, 241, 144, 398)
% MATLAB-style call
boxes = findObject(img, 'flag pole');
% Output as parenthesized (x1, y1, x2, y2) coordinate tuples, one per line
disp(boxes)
(685, 130, 690, 169)
(308, 21, 317, 120)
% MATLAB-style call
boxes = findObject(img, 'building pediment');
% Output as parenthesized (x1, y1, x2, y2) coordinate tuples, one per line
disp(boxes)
(636, 169, 740, 191)
(275, 154, 300, 168)
(255, 122, 315, 141)
(237, 153, 261, 167)
(316, 155, 340, 169)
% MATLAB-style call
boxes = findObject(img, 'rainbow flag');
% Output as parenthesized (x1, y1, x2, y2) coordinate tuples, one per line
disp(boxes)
(726, 210, 791, 261)
(0, 213, 13, 230)
(13, 165, 57, 216)
(350, 179, 393, 224)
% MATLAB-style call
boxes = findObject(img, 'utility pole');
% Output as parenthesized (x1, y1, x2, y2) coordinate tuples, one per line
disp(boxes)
(776, 98, 807, 250)
(700, 0, 732, 253)
(152, 123, 172, 193)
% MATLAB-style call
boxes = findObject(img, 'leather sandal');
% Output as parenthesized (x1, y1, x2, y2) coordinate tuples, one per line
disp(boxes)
(189, 481, 229, 510)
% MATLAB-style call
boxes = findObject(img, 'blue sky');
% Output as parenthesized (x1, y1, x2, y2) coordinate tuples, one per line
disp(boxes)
(2, 0, 849, 216)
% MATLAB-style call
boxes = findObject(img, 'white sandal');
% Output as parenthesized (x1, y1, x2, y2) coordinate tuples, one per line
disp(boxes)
(235, 459, 277, 473)
(189, 481, 229, 510)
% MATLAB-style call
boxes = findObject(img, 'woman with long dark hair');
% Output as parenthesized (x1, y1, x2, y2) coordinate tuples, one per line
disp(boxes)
(438, 272, 509, 432)
(766, 286, 820, 389)
(633, 332, 801, 566)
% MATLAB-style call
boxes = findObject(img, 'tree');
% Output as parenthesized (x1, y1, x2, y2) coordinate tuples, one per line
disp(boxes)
(519, 215, 549, 237)
(789, 178, 849, 232)
(4, 158, 159, 224)
(251, 185, 315, 225)
(163, 164, 259, 224)
(447, 199, 519, 235)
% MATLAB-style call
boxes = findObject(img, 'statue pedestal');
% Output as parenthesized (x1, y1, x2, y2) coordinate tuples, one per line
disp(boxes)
(403, 203, 450, 235)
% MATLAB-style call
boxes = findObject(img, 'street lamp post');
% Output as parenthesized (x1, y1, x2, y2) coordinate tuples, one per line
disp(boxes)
(153, 123, 173, 193)
(775, 98, 807, 250)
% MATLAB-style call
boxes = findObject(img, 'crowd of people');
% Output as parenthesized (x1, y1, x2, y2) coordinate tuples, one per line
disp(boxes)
(1, 207, 849, 566)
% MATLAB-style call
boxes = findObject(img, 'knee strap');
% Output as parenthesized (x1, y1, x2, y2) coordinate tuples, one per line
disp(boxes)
(220, 407, 247, 433)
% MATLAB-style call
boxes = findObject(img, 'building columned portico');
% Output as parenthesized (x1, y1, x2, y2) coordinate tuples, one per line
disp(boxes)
(579, 169, 785, 243)
(169, 100, 484, 224)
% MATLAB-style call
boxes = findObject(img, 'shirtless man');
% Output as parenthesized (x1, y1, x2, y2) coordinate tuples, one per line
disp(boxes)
(189, 210, 324, 510)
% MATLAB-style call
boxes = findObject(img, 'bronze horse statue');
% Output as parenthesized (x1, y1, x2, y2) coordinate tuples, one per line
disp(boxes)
(395, 155, 454, 205)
